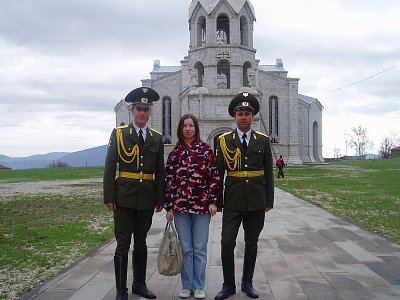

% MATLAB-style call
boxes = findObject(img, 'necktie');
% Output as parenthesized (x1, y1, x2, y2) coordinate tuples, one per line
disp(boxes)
(242, 133, 247, 152)
(138, 129, 144, 147)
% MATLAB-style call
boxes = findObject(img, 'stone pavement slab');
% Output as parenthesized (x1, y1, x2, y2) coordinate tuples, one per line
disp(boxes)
(21, 189, 400, 300)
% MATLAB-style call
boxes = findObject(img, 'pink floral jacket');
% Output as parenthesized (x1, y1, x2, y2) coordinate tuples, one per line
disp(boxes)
(164, 141, 220, 214)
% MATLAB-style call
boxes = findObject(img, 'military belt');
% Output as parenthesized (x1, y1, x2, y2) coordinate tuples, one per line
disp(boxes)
(227, 170, 264, 177)
(119, 171, 155, 181)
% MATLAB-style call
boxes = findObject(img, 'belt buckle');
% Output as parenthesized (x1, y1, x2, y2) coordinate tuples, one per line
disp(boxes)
(243, 171, 248, 177)
(139, 171, 144, 180)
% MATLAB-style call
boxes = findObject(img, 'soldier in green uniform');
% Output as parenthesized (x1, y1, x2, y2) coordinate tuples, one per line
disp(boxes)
(215, 92, 274, 300)
(103, 87, 164, 300)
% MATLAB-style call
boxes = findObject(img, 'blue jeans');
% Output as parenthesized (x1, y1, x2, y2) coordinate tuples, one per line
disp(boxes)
(174, 212, 211, 291)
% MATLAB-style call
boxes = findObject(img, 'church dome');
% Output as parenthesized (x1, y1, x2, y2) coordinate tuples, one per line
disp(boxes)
(189, 0, 255, 18)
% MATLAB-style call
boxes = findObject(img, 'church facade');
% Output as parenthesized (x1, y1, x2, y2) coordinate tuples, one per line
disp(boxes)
(115, 0, 324, 164)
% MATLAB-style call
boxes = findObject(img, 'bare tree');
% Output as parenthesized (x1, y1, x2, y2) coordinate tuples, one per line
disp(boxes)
(347, 125, 374, 156)
(380, 133, 399, 159)
(48, 161, 70, 168)
(333, 148, 341, 159)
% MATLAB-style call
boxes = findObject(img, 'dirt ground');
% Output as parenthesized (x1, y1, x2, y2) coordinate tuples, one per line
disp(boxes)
(0, 178, 103, 201)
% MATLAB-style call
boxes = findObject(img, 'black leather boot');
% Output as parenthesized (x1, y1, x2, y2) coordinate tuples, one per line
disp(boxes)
(131, 250, 156, 299)
(114, 255, 128, 300)
(215, 283, 236, 300)
(241, 246, 259, 298)
(215, 246, 236, 300)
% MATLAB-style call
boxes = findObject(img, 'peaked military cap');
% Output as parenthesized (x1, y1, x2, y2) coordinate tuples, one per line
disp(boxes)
(228, 92, 260, 117)
(125, 87, 160, 109)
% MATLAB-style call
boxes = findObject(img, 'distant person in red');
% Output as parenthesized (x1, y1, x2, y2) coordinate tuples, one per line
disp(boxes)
(276, 155, 285, 178)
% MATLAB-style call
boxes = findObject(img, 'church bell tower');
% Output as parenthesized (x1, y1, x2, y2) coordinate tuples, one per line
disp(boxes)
(186, 0, 258, 91)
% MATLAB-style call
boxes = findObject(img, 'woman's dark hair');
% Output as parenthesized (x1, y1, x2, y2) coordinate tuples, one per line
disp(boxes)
(177, 114, 201, 144)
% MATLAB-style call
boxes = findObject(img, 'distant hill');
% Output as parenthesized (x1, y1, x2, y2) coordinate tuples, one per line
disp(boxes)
(55, 145, 107, 167)
(0, 146, 107, 170)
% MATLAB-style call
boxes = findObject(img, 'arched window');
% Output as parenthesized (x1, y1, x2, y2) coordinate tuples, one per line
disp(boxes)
(217, 59, 230, 89)
(216, 15, 230, 44)
(313, 121, 319, 160)
(298, 120, 304, 158)
(269, 96, 279, 143)
(194, 61, 204, 87)
(243, 61, 252, 87)
(162, 96, 172, 144)
(197, 16, 206, 47)
(240, 15, 249, 46)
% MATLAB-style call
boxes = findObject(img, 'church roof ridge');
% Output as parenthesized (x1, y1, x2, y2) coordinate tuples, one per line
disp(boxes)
(259, 64, 286, 72)
(151, 66, 181, 73)
(189, 0, 255, 18)
(298, 94, 324, 109)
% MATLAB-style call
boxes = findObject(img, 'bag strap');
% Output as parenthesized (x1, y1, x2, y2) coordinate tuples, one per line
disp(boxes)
(164, 220, 172, 232)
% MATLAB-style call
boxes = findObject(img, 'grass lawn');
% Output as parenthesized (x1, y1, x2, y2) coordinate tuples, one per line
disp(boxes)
(274, 157, 400, 244)
(0, 167, 113, 300)
(0, 166, 104, 182)
(1, 160, 399, 299)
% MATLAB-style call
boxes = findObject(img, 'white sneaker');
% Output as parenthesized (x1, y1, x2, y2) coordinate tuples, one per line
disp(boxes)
(179, 289, 191, 298)
(194, 290, 206, 299)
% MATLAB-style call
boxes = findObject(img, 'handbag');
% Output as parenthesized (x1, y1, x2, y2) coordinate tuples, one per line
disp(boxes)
(157, 220, 182, 276)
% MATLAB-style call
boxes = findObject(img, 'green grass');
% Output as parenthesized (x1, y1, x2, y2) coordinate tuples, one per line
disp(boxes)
(0, 166, 104, 182)
(1, 161, 399, 299)
(0, 167, 112, 300)
(275, 158, 400, 243)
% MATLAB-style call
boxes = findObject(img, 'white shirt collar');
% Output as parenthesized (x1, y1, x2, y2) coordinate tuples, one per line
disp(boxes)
(236, 128, 251, 141)
(133, 124, 148, 139)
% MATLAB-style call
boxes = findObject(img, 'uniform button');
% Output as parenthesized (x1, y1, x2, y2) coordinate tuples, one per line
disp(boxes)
(140, 156, 144, 159)
(246, 180, 249, 183)
(245, 157, 248, 160)
(140, 163, 143, 166)
(244, 164, 248, 168)
(140, 179, 143, 183)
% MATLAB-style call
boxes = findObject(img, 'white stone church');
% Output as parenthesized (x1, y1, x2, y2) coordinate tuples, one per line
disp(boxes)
(115, 0, 324, 164)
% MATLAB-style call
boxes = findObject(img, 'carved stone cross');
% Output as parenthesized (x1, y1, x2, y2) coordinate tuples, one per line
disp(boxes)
(216, 50, 230, 59)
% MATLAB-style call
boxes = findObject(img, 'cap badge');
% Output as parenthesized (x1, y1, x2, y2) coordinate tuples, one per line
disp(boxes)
(242, 101, 249, 106)
(142, 87, 148, 93)
(141, 97, 149, 103)
(243, 92, 249, 97)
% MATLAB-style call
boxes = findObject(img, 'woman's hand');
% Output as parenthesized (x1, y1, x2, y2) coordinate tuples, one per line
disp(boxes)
(166, 211, 174, 221)
(209, 204, 217, 216)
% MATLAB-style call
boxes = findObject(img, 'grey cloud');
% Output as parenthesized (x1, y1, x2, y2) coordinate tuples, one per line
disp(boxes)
(0, 0, 188, 55)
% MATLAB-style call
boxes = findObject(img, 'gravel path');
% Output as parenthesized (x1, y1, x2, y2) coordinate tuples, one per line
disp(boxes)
(0, 178, 102, 201)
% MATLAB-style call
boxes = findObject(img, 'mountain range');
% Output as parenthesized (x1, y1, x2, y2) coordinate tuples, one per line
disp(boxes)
(0, 145, 107, 170)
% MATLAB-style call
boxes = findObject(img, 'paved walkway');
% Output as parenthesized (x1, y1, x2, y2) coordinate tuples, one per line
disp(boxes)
(21, 189, 400, 300)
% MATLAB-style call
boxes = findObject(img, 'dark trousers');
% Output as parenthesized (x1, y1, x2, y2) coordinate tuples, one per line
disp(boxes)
(278, 167, 284, 178)
(220, 210, 265, 286)
(114, 207, 154, 255)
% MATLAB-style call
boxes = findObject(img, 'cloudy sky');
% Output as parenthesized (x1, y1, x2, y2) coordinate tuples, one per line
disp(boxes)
(0, 0, 399, 158)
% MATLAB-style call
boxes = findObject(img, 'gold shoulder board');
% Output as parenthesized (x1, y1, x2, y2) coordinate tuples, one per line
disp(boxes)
(255, 131, 268, 138)
(116, 125, 128, 129)
(218, 131, 232, 139)
(150, 128, 162, 135)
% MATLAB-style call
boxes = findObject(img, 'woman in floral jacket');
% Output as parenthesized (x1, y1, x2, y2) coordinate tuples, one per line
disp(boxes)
(164, 114, 220, 299)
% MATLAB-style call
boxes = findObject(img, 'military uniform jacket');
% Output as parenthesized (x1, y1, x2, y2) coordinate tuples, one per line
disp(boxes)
(217, 129, 274, 211)
(103, 123, 164, 210)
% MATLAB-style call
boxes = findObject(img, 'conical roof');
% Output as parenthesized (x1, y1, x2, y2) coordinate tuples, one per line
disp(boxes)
(189, 0, 255, 19)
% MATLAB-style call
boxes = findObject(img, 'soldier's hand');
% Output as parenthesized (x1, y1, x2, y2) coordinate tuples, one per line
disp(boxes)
(106, 203, 116, 211)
